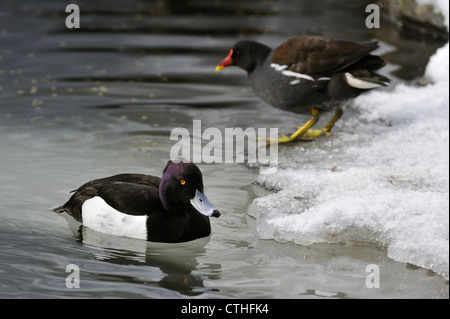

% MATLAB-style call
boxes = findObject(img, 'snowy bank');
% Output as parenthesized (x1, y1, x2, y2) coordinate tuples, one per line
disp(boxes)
(248, 1, 449, 279)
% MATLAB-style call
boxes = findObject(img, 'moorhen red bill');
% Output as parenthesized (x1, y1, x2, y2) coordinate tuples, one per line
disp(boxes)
(216, 36, 390, 144)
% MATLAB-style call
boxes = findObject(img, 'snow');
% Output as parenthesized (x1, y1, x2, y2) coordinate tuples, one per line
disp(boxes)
(248, 1, 449, 279)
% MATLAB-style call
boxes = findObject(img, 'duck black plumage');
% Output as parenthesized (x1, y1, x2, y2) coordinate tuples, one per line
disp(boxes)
(53, 161, 221, 243)
(216, 35, 390, 143)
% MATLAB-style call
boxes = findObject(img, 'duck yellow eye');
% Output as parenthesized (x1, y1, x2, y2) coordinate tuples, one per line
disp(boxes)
(180, 180, 186, 185)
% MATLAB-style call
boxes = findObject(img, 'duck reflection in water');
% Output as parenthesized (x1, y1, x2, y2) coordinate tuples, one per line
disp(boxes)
(64, 217, 221, 297)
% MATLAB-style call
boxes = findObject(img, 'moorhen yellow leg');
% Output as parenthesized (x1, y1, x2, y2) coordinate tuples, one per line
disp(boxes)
(265, 108, 320, 144)
(303, 108, 344, 138)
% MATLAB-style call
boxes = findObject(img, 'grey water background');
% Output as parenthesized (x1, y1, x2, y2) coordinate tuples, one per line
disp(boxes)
(0, 0, 448, 298)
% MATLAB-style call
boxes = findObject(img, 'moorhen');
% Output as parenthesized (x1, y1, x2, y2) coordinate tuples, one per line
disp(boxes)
(216, 36, 390, 144)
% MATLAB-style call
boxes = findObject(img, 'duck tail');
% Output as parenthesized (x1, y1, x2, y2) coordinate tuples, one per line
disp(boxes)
(52, 202, 83, 222)
(53, 205, 67, 214)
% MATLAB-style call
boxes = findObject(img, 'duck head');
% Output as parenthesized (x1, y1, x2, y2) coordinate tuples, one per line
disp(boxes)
(159, 161, 221, 218)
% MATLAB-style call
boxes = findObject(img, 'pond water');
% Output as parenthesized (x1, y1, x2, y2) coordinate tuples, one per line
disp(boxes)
(0, 0, 448, 298)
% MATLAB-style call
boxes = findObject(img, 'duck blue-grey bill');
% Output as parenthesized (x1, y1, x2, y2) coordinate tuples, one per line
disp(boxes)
(190, 189, 221, 218)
